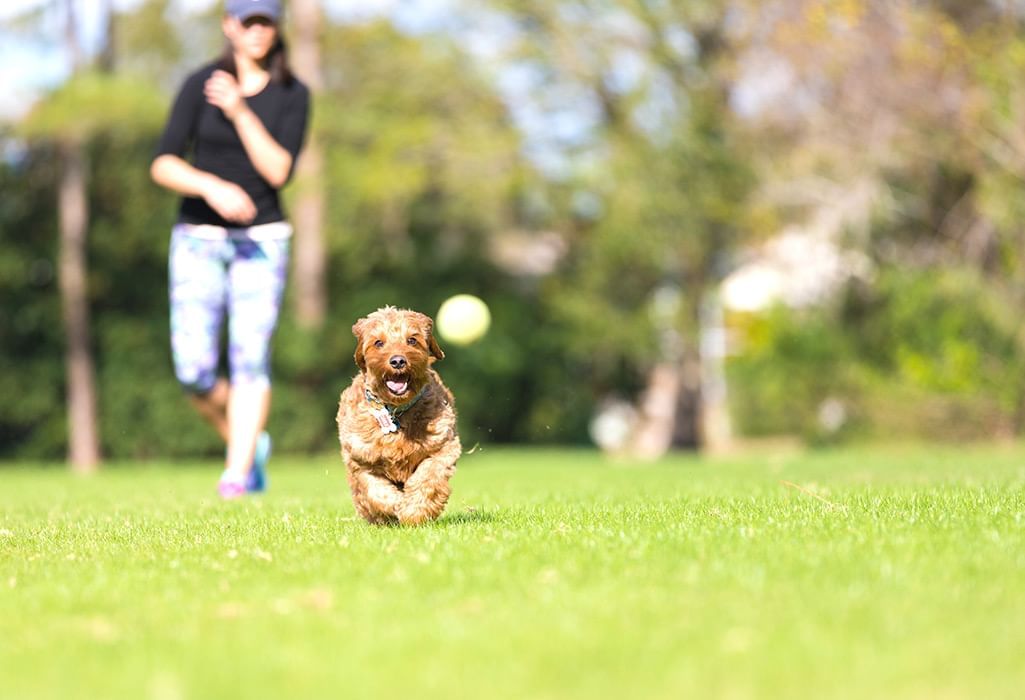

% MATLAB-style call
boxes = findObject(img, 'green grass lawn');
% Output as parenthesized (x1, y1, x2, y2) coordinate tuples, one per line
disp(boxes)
(2, 444, 1024, 699)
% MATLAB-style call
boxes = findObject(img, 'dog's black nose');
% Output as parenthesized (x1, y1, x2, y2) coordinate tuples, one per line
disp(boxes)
(389, 355, 407, 370)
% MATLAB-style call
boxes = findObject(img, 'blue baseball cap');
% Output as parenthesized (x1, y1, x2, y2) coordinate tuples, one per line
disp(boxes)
(226, 0, 282, 22)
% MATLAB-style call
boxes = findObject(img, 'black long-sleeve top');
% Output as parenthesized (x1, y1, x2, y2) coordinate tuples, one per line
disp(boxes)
(155, 62, 310, 227)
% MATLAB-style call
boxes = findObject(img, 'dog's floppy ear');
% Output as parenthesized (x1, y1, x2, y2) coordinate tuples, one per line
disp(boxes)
(428, 327, 445, 361)
(352, 317, 368, 370)
(412, 312, 444, 360)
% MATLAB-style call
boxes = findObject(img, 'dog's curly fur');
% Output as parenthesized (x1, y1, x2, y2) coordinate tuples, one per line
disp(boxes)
(336, 306, 461, 525)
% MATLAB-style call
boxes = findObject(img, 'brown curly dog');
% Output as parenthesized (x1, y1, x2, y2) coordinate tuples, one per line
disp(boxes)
(336, 306, 461, 525)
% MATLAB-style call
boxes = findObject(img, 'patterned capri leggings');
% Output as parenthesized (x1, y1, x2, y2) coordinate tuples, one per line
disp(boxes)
(169, 223, 291, 394)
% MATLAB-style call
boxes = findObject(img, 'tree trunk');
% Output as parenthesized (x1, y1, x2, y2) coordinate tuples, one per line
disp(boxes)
(63, 0, 83, 71)
(97, 0, 115, 72)
(57, 0, 99, 471)
(693, 293, 732, 453)
(630, 290, 732, 456)
(629, 362, 682, 459)
(58, 140, 101, 472)
(290, 0, 327, 329)
(292, 142, 327, 327)
(671, 345, 704, 450)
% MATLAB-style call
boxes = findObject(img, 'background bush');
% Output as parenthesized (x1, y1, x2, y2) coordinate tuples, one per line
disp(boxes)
(727, 268, 1024, 444)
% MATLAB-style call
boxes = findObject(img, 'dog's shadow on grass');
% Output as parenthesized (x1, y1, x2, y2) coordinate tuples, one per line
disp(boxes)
(344, 508, 501, 529)
(434, 508, 499, 527)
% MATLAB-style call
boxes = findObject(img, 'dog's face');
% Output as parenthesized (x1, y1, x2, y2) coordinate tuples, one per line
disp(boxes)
(352, 307, 444, 405)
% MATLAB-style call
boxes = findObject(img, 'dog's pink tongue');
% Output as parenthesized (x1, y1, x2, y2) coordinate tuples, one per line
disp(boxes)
(386, 379, 409, 395)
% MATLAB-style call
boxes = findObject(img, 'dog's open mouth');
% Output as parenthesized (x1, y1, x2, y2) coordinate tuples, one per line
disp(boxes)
(385, 374, 411, 396)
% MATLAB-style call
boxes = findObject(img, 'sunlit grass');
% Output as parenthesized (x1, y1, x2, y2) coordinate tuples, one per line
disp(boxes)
(2, 444, 1024, 699)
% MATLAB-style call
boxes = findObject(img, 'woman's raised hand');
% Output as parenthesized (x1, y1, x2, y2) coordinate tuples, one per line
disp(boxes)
(204, 70, 247, 121)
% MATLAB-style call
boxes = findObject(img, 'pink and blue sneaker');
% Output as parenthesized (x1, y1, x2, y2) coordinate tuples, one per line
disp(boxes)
(246, 431, 271, 493)
(218, 476, 246, 500)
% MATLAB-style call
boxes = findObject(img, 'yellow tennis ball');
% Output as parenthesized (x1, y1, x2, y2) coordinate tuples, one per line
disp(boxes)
(436, 294, 491, 346)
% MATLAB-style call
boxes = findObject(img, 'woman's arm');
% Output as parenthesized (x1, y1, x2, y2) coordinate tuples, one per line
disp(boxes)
(204, 70, 293, 188)
(151, 67, 258, 225)
(150, 154, 257, 225)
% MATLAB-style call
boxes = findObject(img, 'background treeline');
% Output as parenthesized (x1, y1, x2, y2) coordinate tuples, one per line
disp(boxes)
(3, 0, 1025, 463)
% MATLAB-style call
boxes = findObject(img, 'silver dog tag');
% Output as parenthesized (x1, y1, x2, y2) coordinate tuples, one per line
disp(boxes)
(372, 408, 398, 434)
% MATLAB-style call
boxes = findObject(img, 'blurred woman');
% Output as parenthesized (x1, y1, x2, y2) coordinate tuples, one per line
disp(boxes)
(151, 0, 309, 498)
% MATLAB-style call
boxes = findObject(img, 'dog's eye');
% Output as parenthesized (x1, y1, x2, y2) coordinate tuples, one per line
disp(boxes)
(373, 340, 385, 348)
(407, 337, 418, 346)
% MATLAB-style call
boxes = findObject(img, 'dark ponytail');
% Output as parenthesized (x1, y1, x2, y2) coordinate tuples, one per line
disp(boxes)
(267, 38, 294, 85)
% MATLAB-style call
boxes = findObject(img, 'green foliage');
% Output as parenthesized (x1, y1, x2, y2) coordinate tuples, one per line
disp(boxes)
(0, 17, 599, 459)
(718, 4, 1025, 445)
(551, 95, 754, 386)
(110, 0, 185, 89)
(13, 0, 1025, 457)
(310, 22, 522, 264)
(727, 306, 859, 441)
(728, 268, 1025, 443)
(0, 141, 64, 458)
(17, 71, 166, 141)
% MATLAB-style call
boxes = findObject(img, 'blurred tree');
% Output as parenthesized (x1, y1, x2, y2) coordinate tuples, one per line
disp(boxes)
(59, 0, 96, 472)
(477, 0, 754, 452)
(109, 0, 182, 88)
(289, 0, 328, 329)
(14, 1, 168, 469)
(0, 140, 65, 458)
(12, 0, 1025, 459)
(314, 21, 523, 272)
(268, 20, 531, 448)
(721, 0, 1025, 441)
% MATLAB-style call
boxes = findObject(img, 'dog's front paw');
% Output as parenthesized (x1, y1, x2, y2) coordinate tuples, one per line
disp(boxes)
(396, 510, 433, 526)
(396, 481, 451, 525)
